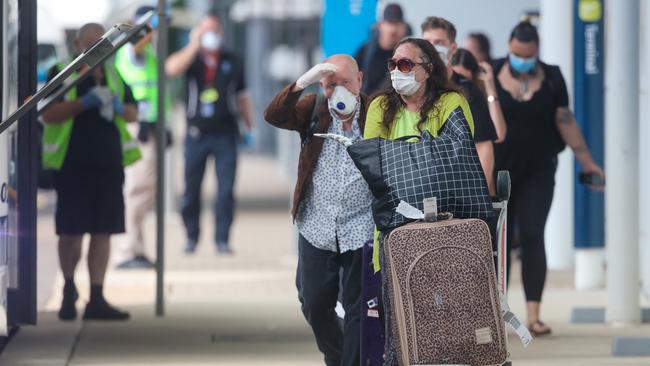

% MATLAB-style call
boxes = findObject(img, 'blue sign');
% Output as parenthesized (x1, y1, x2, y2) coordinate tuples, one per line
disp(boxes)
(573, 0, 604, 248)
(322, 0, 378, 57)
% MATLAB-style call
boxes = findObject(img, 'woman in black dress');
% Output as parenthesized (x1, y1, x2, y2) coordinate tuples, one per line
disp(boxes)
(492, 22, 605, 336)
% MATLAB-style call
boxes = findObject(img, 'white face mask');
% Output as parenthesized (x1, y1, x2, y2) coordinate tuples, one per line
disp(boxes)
(201, 32, 222, 51)
(391, 70, 422, 96)
(328, 85, 359, 116)
(435, 44, 449, 65)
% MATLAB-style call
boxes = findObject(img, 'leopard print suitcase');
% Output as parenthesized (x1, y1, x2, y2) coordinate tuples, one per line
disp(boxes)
(384, 219, 507, 366)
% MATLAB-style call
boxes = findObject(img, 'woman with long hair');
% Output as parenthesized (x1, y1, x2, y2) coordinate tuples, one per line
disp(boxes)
(364, 38, 473, 139)
(364, 37, 477, 366)
(451, 48, 507, 142)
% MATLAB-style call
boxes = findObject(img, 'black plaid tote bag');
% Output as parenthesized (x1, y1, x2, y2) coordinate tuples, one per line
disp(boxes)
(348, 107, 493, 231)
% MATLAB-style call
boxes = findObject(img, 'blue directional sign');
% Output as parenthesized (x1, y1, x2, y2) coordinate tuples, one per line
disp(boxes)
(573, 0, 604, 249)
(322, 0, 378, 57)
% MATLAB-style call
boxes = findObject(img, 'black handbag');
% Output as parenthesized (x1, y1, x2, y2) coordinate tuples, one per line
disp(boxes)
(347, 107, 493, 231)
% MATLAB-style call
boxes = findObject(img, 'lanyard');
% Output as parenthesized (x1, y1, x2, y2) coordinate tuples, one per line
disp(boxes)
(202, 54, 220, 88)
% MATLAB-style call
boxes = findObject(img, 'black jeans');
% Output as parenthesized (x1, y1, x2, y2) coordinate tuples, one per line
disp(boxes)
(296, 234, 362, 366)
(181, 134, 238, 244)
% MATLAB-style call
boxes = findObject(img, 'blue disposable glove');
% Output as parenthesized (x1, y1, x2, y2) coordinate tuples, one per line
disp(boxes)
(241, 131, 254, 147)
(112, 95, 125, 116)
(80, 91, 103, 110)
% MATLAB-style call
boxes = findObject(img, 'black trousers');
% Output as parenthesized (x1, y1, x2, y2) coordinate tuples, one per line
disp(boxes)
(181, 134, 237, 244)
(296, 234, 362, 366)
(507, 159, 557, 302)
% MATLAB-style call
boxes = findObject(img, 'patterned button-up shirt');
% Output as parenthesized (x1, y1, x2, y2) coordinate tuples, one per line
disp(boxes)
(296, 113, 374, 253)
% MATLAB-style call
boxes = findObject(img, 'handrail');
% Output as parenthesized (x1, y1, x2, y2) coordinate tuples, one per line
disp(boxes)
(0, 10, 154, 135)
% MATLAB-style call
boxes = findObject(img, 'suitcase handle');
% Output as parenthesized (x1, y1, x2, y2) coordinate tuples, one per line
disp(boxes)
(423, 212, 453, 222)
(394, 135, 421, 142)
(422, 197, 453, 222)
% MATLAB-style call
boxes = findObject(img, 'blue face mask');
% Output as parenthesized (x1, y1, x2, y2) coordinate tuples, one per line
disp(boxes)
(509, 54, 537, 74)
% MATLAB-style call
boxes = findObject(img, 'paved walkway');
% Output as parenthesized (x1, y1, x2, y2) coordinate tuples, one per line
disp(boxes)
(2, 155, 650, 365)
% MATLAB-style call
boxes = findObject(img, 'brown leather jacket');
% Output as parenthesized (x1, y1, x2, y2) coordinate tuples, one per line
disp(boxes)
(264, 82, 369, 219)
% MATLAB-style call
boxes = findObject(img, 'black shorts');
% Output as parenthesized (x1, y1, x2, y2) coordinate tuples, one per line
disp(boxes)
(54, 166, 125, 235)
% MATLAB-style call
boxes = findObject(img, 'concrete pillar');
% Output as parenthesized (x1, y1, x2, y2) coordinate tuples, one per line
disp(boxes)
(572, 0, 607, 290)
(540, 0, 575, 270)
(246, 17, 276, 154)
(605, 0, 641, 325)
(639, 0, 650, 301)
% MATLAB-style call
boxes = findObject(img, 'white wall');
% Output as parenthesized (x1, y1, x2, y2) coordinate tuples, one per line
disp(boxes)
(38, 0, 111, 29)
(395, 0, 540, 57)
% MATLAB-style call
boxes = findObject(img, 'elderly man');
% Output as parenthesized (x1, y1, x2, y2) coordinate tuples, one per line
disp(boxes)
(42, 23, 139, 320)
(265, 55, 373, 366)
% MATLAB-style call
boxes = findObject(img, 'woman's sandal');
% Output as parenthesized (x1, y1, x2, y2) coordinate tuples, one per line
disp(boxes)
(528, 320, 552, 336)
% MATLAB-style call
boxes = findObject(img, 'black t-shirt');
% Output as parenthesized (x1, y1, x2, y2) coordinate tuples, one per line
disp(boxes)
(185, 51, 246, 136)
(452, 72, 497, 143)
(46, 65, 136, 169)
(491, 58, 569, 172)
(355, 40, 393, 96)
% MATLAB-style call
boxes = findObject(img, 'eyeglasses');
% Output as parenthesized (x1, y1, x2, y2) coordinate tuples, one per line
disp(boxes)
(387, 58, 429, 73)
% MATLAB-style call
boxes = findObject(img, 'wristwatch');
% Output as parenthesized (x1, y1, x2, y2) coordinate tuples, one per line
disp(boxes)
(487, 95, 498, 103)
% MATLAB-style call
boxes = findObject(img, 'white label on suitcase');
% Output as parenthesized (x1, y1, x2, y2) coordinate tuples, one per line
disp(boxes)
(475, 327, 493, 345)
(367, 309, 379, 318)
(396, 200, 424, 220)
(500, 296, 533, 347)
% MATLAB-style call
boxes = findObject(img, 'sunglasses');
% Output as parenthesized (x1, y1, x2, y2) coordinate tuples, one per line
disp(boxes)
(387, 58, 429, 73)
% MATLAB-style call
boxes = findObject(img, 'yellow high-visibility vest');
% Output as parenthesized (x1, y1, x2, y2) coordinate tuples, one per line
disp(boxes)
(42, 63, 141, 170)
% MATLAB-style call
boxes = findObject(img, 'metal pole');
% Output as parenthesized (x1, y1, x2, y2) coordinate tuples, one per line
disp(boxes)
(155, 0, 168, 317)
(640, 0, 650, 302)
(605, 0, 640, 325)
(1, 19, 154, 133)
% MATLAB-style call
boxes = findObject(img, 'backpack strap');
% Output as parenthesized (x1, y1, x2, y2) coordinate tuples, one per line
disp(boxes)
(300, 93, 326, 147)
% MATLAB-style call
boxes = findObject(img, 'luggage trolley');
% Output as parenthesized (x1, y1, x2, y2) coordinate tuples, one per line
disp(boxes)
(424, 170, 519, 366)
(493, 170, 536, 366)
(494, 170, 512, 366)
(433, 170, 519, 366)
(316, 128, 531, 365)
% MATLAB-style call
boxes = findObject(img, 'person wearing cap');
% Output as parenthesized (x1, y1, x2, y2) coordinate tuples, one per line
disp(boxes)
(165, 13, 254, 255)
(114, 6, 169, 269)
(354, 3, 410, 95)
(264, 54, 372, 366)
(42, 23, 139, 321)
